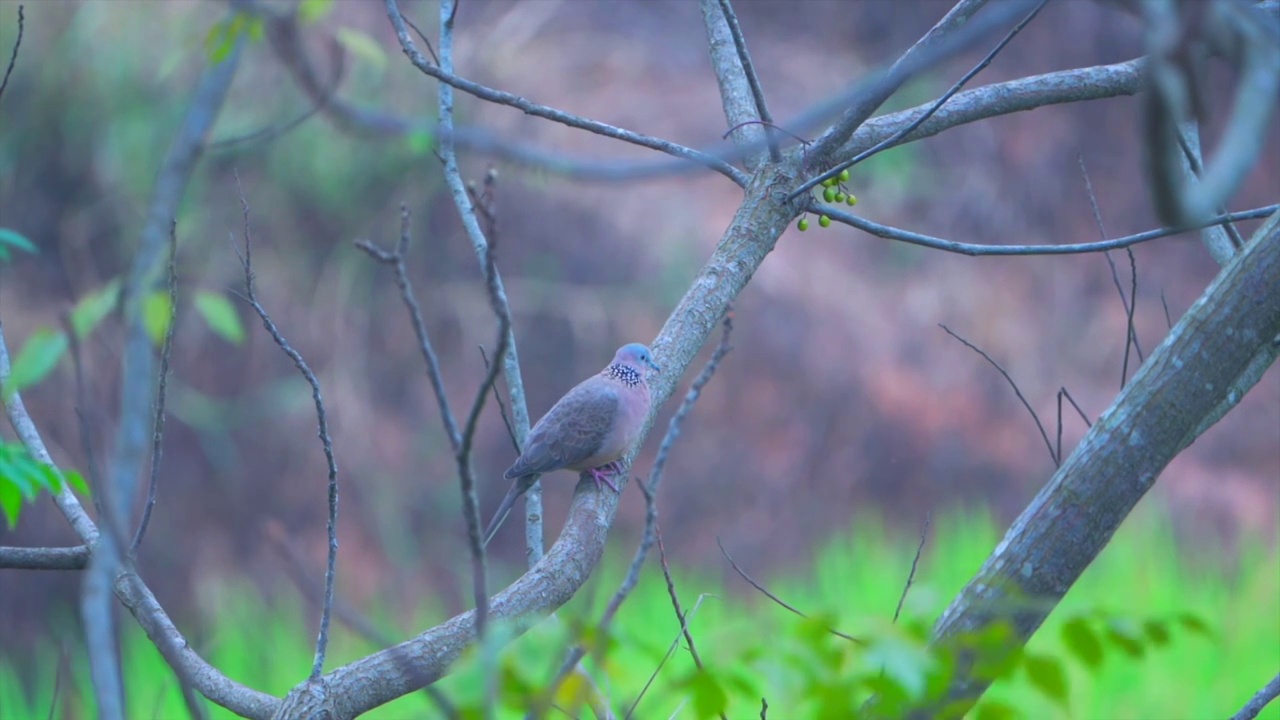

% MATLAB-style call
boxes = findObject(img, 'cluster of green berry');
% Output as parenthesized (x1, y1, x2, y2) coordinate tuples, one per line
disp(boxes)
(797, 168, 857, 231)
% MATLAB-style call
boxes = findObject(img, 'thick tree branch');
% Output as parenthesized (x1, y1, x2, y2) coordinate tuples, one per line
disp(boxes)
(920, 219, 1280, 715)
(700, 0, 774, 167)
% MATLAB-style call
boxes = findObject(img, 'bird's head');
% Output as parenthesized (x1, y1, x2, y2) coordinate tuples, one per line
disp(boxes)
(613, 343, 661, 378)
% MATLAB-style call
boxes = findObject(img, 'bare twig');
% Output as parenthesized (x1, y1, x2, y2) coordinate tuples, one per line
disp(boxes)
(0, 545, 90, 570)
(940, 324, 1056, 466)
(1121, 247, 1141, 387)
(718, 537, 863, 644)
(234, 176, 340, 681)
(0, 4, 22, 107)
(479, 345, 519, 454)
(383, 0, 748, 185)
(131, 220, 178, 557)
(1058, 387, 1092, 429)
(626, 592, 716, 720)
(355, 208, 463, 449)
(711, 0, 780, 162)
(809, 0, 1037, 161)
(1160, 293, 1173, 330)
(893, 513, 931, 623)
(819, 203, 1278, 256)
(1079, 155, 1145, 385)
(1229, 672, 1280, 720)
(796, 0, 1047, 199)
(548, 315, 735, 703)
(434, 0, 493, 650)
(264, 522, 459, 718)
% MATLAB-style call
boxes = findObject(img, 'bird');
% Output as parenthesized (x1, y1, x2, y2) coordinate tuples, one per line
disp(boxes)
(482, 343, 661, 546)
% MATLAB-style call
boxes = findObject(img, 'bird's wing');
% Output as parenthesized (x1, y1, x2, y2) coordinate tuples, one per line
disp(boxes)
(505, 379, 619, 478)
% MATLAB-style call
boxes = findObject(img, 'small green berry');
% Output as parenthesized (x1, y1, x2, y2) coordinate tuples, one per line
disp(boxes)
(819, 214, 831, 228)
(838, 169, 850, 182)
(846, 194, 858, 206)
(823, 187, 837, 203)
(834, 192, 846, 203)
(798, 217, 810, 231)
(822, 177, 837, 188)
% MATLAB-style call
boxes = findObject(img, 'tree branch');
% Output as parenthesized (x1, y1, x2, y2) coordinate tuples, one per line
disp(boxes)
(701, 0, 775, 167)
(920, 219, 1280, 716)
(0, 3, 22, 107)
(0, 545, 90, 570)
(794, 0, 1046, 199)
(382, 0, 747, 185)
(234, 178, 342, 682)
(1230, 672, 1280, 720)
(819, 202, 1277, 256)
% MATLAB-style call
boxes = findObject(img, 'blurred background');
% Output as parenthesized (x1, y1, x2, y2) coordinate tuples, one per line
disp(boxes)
(0, 0, 1277, 713)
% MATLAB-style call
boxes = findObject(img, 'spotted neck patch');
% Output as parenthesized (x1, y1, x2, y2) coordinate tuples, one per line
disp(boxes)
(604, 363, 643, 388)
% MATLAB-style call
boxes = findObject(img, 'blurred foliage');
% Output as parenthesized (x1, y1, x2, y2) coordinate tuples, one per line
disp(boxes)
(1, 507, 1274, 718)
(0, 442, 88, 528)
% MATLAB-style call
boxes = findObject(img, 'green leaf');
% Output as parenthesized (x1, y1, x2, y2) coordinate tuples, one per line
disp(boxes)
(1061, 618, 1104, 670)
(335, 27, 388, 73)
(70, 278, 121, 339)
(865, 633, 933, 699)
(4, 328, 68, 397)
(1023, 653, 1068, 707)
(686, 668, 728, 718)
(0, 477, 20, 528)
(1104, 618, 1146, 658)
(204, 14, 246, 64)
(1143, 619, 1170, 646)
(298, 0, 334, 23)
(143, 291, 173, 348)
(406, 128, 435, 157)
(0, 228, 38, 255)
(63, 469, 90, 497)
(1175, 613, 1212, 638)
(194, 290, 245, 345)
(973, 699, 1019, 720)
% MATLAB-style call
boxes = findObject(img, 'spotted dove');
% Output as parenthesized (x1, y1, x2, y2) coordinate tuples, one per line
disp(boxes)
(482, 343, 661, 546)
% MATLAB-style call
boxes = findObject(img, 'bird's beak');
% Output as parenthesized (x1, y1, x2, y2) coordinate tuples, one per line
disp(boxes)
(648, 359, 662, 373)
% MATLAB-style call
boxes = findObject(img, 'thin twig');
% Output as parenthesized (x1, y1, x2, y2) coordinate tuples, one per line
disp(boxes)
(1078, 155, 1146, 388)
(0, 4, 22, 107)
(384, 0, 748, 185)
(264, 522, 459, 718)
(131, 220, 178, 557)
(1160, 292, 1174, 330)
(479, 345, 520, 453)
(940, 324, 1057, 466)
(234, 176, 340, 681)
(435, 0, 494, 674)
(796, 0, 1047, 199)
(716, 0, 780, 161)
(717, 537, 863, 644)
(820, 203, 1278, 256)
(60, 313, 111, 534)
(1122, 246, 1143, 386)
(354, 207, 462, 449)
(626, 592, 716, 720)
(1229, 672, 1280, 720)
(893, 513, 931, 623)
(547, 315, 735, 704)
(1058, 387, 1093, 428)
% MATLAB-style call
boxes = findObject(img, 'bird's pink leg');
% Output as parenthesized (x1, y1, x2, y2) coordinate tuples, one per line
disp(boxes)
(588, 465, 620, 492)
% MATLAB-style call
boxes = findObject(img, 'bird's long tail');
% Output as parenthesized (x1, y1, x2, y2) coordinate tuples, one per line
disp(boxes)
(482, 475, 534, 547)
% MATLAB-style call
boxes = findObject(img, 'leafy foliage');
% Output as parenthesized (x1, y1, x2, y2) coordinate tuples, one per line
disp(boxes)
(0, 441, 89, 528)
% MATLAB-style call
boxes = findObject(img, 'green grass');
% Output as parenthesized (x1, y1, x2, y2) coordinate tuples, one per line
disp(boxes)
(2, 503, 1276, 719)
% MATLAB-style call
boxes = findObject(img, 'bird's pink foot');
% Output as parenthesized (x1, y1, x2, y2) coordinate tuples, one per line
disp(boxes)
(588, 466, 620, 492)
